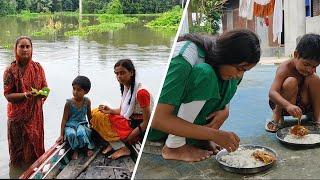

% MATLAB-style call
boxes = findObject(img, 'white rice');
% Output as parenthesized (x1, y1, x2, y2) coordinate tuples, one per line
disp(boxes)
(220, 147, 266, 168)
(284, 134, 320, 144)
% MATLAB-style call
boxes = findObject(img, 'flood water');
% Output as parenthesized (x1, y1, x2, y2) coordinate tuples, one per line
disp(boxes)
(0, 15, 176, 178)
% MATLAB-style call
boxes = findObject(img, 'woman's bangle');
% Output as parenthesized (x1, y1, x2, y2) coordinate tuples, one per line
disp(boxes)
(24, 92, 29, 99)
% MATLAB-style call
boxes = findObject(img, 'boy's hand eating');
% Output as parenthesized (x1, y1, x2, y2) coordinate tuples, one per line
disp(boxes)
(285, 104, 302, 119)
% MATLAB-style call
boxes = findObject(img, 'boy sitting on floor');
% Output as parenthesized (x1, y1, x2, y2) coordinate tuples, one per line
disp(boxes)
(266, 34, 320, 132)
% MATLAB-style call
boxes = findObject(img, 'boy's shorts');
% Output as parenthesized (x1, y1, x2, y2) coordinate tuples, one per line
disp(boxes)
(269, 83, 313, 116)
(269, 98, 312, 116)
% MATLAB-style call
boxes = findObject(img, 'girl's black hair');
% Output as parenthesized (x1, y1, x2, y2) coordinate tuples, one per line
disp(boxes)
(72, 76, 91, 93)
(114, 59, 136, 105)
(178, 29, 261, 67)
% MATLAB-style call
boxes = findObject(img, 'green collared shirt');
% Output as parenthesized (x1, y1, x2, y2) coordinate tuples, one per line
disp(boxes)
(148, 41, 241, 145)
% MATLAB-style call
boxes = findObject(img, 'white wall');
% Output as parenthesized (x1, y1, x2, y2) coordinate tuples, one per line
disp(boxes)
(306, 16, 320, 34)
(284, 0, 306, 56)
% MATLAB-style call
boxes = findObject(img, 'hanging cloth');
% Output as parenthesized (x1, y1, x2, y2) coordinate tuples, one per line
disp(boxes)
(253, 0, 275, 17)
(255, 0, 271, 5)
(239, 0, 255, 20)
(272, 0, 283, 43)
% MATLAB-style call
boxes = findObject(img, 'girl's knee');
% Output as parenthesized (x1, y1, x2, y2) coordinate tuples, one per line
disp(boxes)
(77, 131, 86, 138)
(66, 132, 76, 139)
(65, 128, 76, 138)
(76, 126, 89, 138)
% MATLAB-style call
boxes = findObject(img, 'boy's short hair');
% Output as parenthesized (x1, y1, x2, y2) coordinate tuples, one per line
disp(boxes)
(72, 76, 91, 93)
(295, 33, 320, 62)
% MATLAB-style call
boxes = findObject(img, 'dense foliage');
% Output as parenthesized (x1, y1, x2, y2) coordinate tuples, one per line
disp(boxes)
(0, 0, 181, 15)
(146, 6, 182, 31)
(189, 0, 226, 34)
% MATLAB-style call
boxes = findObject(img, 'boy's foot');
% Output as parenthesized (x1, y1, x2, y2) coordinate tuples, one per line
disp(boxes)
(102, 145, 113, 155)
(87, 149, 94, 157)
(72, 151, 78, 160)
(108, 147, 131, 160)
(265, 118, 284, 133)
(162, 144, 213, 162)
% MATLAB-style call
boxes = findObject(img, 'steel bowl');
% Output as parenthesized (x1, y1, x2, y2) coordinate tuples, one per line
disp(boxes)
(276, 125, 320, 147)
(215, 144, 277, 174)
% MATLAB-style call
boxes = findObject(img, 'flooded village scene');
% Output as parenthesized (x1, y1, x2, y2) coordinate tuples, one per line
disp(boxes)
(1, 0, 320, 179)
(0, 0, 182, 179)
(137, 0, 320, 179)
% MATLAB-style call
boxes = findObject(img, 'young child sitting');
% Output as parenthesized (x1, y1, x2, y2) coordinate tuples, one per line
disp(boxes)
(56, 76, 95, 159)
(266, 34, 320, 132)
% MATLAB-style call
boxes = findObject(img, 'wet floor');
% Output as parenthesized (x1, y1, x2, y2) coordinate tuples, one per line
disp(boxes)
(136, 64, 320, 179)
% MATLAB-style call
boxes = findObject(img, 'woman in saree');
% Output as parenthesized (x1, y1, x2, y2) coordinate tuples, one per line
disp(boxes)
(3, 36, 48, 167)
(91, 59, 152, 159)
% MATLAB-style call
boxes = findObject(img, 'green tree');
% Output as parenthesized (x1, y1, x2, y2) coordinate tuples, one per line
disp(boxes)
(82, 0, 110, 13)
(105, 0, 123, 14)
(0, 0, 17, 16)
(51, 0, 63, 12)
(16, 0, 32, 12)
(120, 0, 180, 14)
(190, 0, 226, 34)
(62, 0, 74, 11)
(29, 0, 53, 13)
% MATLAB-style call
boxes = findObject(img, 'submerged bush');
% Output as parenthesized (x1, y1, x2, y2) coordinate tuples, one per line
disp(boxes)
(98, 14, 138, 24)
(33, 19, 63, 37)
(145, 6, 182, 31)
(64, 23, 125, 36)
(65, 14, 137, 37)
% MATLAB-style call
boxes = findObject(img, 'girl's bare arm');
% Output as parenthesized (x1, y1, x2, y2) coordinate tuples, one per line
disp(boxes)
(86, 99, 92, 124)
(152, 104, 240, 151)
(127, 105, 151, 140)
(60, 103, 70, 137)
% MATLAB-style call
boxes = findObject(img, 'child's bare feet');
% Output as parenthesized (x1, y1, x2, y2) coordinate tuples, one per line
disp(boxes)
(102, 145, 113, 155)
(72, 151, 78, 160)
(267, 108, 284, 132)
(87, 149, 94, 157)
(108, 147, 131, 160)
(162, 144, 213, 162)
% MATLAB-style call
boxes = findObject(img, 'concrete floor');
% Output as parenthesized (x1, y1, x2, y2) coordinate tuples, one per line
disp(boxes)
(136, 130, 320, 179)
(135, 64, 320, 179)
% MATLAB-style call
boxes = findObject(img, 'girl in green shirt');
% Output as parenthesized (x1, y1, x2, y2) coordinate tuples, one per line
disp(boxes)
(148, 29, 261, 162)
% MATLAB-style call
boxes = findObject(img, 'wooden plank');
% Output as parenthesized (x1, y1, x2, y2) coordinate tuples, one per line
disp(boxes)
(19, 142, 62, 179)
(44, 165, 61, 179)
(82, 166, 116, 179)
(122, 156, 135, 173)
(56, 147, 101, 179)
(104, 156, 126, 167)
(89, 153, 106, 166)
(114, 168, 132, 179)
(77, 171, 87, 179)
